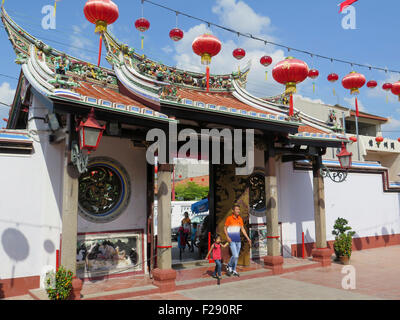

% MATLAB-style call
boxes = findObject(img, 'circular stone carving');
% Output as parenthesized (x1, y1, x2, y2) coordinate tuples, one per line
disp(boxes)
(248, 171, 266, 217)
(78, 157, 131, 223)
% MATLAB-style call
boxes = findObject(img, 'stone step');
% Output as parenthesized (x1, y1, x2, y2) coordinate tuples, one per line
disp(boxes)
(28, 284, 159, 301)
(82, 284, 159, 300)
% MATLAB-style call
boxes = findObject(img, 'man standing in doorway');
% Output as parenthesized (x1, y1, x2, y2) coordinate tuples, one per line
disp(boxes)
(224, 204, 251, 277)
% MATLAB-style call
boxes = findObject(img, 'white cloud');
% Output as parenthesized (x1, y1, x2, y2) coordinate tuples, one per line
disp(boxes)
(381, 117, 400, 133)
(0, 82, 15, 128)
(294, 94, 326, 105)
(162, 45, 174, 54)
(212, 0, 272, 37)
(0, 82, 16, 105)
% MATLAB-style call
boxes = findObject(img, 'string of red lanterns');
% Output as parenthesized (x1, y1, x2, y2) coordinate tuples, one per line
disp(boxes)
(81, 0, 400, 147)
(141, 0, 400, 77)
(81, 1, 398, 106)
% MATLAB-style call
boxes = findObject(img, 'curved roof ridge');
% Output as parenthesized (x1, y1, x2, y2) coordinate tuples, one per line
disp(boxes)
(102, 30, 250, 81)
(0, 7, 115, 74)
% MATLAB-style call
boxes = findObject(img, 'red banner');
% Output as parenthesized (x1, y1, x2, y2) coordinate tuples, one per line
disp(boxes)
(339, 0, 358, 13)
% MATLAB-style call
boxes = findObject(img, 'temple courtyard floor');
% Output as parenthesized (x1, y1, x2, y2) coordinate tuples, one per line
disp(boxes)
(5, 245, 400, 300)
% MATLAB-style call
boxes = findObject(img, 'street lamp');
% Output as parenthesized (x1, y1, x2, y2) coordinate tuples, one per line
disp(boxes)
(336, 142, 352, 170)
(321, 142, 352, 183)
(76, 107, 105, 154)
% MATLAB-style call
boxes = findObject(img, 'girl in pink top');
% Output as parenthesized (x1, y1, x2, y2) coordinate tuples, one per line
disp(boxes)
(206, 235, 229, 282)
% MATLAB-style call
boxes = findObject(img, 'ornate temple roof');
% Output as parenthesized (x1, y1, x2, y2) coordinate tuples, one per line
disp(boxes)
(1, 7, 348, 144)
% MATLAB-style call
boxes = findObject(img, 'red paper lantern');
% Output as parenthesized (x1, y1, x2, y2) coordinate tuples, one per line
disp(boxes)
(260, 55, 272, 66)
(367, 80, 378, 89)
(382, 83, 393, 91)
(192, 34, 222, 93)
(308, 69, 319, 79)
(135, 17, 150, 32)
(375, 136, 384, 145)
(232, 48, 246, 60)
(169, 28, 183, 41)
(398, 138, 400, 143)
(342, 71, 366, 95)
(272, 57, 309, 95)
(349, 136, 357, 143)
(327, 73, 339, 82)
(192, 34, 222, 65)
(391, 82, 400, 101)
(84, 0, 119, 34)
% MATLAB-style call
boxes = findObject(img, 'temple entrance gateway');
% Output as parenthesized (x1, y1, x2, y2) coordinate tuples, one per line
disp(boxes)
(0, 7, 357, 298)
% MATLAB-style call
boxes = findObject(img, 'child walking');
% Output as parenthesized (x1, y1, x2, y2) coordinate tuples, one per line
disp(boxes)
(205, 235, 229, 284)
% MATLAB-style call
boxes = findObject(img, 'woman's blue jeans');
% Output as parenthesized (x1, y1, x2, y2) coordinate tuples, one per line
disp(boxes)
(228, 241, 241, 272)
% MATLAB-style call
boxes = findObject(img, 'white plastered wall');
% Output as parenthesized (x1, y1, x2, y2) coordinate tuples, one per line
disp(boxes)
(277, 161, 400, 257)
(0, 95, 63, 283)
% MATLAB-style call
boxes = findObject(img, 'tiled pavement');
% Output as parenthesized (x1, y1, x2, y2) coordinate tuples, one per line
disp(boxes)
(281, 245, 400, 300)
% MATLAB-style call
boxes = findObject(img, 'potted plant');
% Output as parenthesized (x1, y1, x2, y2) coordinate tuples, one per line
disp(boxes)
(332, 218, 356, 264)
(45, 266, 74, 300)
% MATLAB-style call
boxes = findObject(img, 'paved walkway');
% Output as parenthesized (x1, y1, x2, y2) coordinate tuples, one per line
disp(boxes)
(124, 245, 400, 300)
(4, 245, 400, 300)
(281, 245, 400, 300)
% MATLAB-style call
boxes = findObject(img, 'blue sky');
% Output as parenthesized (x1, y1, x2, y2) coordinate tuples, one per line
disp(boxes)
(0, 0, 399, 138)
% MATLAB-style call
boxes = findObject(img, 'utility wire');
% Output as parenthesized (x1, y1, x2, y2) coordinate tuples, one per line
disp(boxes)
(0, 101, 11, 107)
(142, 0, 400, 75)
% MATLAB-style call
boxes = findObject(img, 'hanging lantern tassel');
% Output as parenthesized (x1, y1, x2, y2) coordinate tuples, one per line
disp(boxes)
(54, 0, 58, 17)
(265, 71, 268, 81)
(97, 34, 103, 67)
(141, 36, 144, 49)
(313, 82, 316, 93)
(333, 88, 336, 96)
(355, 97, 359, 117)
(289, 94, 294, 116)
(206, 66, 210, 92)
